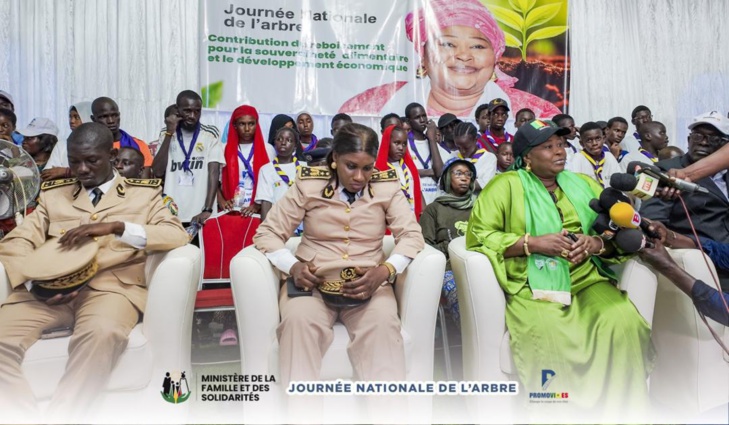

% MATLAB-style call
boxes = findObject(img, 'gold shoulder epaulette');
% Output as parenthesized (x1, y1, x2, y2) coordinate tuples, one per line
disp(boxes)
(124, 178, 162, 188)
(370, 169, 398, 182)
(299, 166, 331, 180)
(41, 178, 78, 190)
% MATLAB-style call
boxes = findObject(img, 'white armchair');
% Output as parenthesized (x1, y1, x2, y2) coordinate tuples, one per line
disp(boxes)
(230, 236, 446, 423)
(0, 244, 201, 422)
(646, 248, 728, 420)
(447, 236, 657, 423)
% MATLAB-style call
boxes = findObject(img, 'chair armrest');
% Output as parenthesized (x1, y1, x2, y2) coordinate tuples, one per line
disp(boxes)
(614, 258, 657, 326)
(394, 244, 445, 381)
(0, 261, 10, 302)
(448, 236, 510, 381)
(143, 245, 201, 374)
(230, 245, 280, 375)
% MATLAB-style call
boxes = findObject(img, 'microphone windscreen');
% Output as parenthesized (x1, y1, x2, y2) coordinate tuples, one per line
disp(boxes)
(592, 213, 617, 239)
(589, 198, 603, 213)
(598, 187, 631, 211)
(609, 202, 640, 229)
(614, 228, 648, 253)
(610, 173, 639, 191)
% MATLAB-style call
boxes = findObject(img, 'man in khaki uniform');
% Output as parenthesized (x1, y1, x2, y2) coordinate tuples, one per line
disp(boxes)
(0, 123, 188, 421)
(254, 124, 424, 422)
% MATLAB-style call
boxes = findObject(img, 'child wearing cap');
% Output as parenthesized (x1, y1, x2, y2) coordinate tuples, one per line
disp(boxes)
(478, 98, 513, 154)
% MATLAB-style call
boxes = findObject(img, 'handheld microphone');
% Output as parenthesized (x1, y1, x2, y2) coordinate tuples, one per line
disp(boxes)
(589, 198, 603, 214)
(626, 161, 710, 195)
(598, 187, 632, 211)
(614, 228, 655, 253)
(608, 201, 661, 239)
(592, 212, 618, 240)
(610, 172, 659, 200)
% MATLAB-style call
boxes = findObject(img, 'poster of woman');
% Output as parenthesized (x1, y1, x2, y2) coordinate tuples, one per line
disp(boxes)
(338, 0, 567, 119)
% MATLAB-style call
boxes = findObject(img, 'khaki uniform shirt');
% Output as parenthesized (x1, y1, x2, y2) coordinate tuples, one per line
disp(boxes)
(0, 174, 189, 311)
(254, 167, 424, 279)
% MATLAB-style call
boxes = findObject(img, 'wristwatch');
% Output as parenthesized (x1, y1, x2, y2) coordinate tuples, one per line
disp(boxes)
(201, 207, 213, 213)
(380, 262, 397, 285)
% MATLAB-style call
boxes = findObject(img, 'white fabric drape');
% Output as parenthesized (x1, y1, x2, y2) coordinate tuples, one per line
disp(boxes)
(0, 0, 199, 142)
(2, 0, 729, 149)
(570, 0, 729, 150)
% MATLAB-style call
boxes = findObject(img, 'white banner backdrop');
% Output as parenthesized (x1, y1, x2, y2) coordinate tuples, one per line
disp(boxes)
(200, 0, 413, 116)
(199, 0, 567, 121)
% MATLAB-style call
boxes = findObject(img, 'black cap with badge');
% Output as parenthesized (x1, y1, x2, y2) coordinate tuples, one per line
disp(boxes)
(512, 119, 570, 158)
(487, 98, 510, 112)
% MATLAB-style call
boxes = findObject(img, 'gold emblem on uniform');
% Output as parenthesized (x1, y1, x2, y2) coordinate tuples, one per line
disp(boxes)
(116, 184, 125, 197)
(195, 142, 204, 152)
(299, 166, 331, 179)
(124, 178, 162, 187)
(370, 169, 398, 182)
(322, 184, 335, 199)
(25, 239, 99, 301)
(40, 178, 78, 191)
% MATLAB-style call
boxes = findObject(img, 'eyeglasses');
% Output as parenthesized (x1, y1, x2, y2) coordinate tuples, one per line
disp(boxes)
(452, 170, 474, 178)
(689, 131, 728, 147)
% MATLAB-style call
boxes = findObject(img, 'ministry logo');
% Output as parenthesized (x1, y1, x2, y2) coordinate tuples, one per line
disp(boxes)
(161, 370, 192, 404)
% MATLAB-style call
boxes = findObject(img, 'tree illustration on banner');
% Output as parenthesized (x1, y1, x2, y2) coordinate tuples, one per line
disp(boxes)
(482, 0, 570, 109)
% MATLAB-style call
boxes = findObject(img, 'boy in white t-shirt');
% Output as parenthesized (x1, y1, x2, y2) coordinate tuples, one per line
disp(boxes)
(256, 126, 306, 221)
(404, 102, 451, 204)
(568, 121, 621, 188)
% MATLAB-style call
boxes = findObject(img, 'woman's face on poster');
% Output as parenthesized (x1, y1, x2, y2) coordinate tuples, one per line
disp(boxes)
(424, 25, 495, 96)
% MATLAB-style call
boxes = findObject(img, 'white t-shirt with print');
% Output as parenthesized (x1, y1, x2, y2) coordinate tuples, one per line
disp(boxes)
(255, 160, 306, 205)
(410, 138, 453, 205)
(161, 124, 225, 222)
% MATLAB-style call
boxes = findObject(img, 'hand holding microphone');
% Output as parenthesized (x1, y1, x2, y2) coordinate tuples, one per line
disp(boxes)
(614, 228, 656, 253)
(612, 162, 710, 200)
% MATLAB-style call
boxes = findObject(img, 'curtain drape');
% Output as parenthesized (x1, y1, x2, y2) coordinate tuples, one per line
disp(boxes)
(570, 0, 729, 150)
(2, 0, 729, 149)
(0, 0, 199, 142)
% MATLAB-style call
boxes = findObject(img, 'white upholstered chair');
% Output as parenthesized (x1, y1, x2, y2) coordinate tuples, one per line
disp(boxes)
(646, 248, 729, 421)
(447, 236, 658, 423)
(0, 244, 201, 422)
(230, 236, 445, 423)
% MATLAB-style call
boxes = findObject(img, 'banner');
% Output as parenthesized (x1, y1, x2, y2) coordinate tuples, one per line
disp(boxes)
(200, 0, 569, 119)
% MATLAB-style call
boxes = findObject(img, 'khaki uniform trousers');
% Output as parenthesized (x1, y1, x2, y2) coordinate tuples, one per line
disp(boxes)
(276, 283, 405, 422)
(0, 288, 139, 422)
(277, 283, 405, 382)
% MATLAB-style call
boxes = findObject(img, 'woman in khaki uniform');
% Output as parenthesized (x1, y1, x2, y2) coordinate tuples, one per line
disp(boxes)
(253, 123, 424, 392)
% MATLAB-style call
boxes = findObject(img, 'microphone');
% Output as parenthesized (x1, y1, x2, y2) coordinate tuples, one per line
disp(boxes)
(592, 212, 618, 240)
(614, 228, 655, 253)
(608, 201, 661, 239)
(626, 161, 710, 195)
(610, 172, 659, 200)
(598, 187, 631, 211)
(589, 198, 603, 214)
